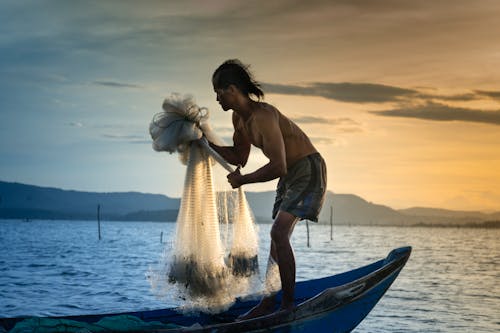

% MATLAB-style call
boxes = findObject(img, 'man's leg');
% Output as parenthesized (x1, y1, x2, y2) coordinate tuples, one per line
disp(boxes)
(237, 242, 278, 320)
(238, 210, 298, 319)
(271, 210, 299, 311)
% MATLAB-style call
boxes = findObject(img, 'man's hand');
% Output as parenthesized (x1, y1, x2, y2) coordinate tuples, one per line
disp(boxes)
(192, 135, 209, 149)
(227, 166, 244, 189)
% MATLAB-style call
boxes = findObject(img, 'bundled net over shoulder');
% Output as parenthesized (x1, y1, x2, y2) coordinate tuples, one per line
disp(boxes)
(149, 94, 260, 310)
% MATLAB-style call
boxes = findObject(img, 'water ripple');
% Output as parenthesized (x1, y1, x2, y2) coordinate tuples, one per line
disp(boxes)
(1, 220, 499, 333)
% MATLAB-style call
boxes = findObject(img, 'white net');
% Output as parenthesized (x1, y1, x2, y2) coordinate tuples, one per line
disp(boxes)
(168, 144, 228, 296)
(148, 94, 260, 311)
(227, 188, 259, 276)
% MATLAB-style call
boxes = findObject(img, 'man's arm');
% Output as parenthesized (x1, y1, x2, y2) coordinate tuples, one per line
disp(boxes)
(208, 114, 251, 167)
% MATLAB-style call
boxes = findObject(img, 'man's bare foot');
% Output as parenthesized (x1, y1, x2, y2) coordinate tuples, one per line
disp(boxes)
(275, 303, 295, 317)
(237, 299, 275, 321)
(279, 302, 295, 313)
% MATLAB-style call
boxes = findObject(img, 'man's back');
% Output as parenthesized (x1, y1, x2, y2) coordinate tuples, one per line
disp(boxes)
(233, 102, 317, 167)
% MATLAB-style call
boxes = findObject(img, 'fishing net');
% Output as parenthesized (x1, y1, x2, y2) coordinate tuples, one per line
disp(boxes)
(148, 94, 260, 311)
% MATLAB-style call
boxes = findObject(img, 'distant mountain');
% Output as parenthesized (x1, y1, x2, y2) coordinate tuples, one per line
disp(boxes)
(1, 180, 498, 226)
(231, 191, 499, 226)
(246, 191, 410, 225)
(399, 207, 486, 218)
(397, 207, 500, 226)
(119, 209, 179, 222)
(245, 191, 275, 221)
(0, 180, 179, 220)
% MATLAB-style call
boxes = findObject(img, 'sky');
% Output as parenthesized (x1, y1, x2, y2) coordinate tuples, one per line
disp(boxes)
(1, 0, 500, 212)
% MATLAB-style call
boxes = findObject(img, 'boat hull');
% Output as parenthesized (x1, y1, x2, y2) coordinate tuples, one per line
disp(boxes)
(1, 247, 411, 332)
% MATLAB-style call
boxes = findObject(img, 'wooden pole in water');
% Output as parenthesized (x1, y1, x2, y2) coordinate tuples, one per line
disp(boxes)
(160, 231, 163, 243)
(97, 204, 101, 240)
(330, 205, 333, 241)
(306, 221, 310, 248)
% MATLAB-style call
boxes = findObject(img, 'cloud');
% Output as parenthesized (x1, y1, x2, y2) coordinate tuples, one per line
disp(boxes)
(68, 121, 84, 128)
(309, 136, 335, 145)
(372, 102, 500, 126)
(263, 81, 493, 105)
(129, 140, 153, 145)
(92, 80, 143, 89)
(291, 116, 364, 133)
(220, 136, 234, 144)
(263, 82, 418, 103)
(291, 116, 359, 126)
(212, 126, 236, 134)
(308, 136, 349, 147)
(420, 93, 479, 102)
(102, 134, 143, 139)
(475, 90, 500, 100)
(102, 134, 150, 144)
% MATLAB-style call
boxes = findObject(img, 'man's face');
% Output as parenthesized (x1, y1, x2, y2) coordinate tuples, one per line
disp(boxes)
(212, 72, 234, 111)
(214, 86, 231, 111)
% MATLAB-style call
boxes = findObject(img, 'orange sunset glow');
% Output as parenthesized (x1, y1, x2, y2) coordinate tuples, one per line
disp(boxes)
(1, 0, 499, 211)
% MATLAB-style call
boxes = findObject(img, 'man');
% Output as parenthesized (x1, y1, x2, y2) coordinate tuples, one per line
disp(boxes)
(208, 59, 327, 319)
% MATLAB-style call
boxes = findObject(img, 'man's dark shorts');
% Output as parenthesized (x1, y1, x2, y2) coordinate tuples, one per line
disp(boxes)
(272, 153, 327, 222)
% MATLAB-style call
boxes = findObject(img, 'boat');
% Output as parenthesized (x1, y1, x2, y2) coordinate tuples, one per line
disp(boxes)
(1, 246, 411, 332)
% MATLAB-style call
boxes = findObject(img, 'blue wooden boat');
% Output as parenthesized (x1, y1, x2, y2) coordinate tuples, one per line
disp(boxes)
(1, 247, 411, 332)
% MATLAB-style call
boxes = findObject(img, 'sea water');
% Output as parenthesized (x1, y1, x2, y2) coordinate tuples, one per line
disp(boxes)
(0, 219, 498, 332)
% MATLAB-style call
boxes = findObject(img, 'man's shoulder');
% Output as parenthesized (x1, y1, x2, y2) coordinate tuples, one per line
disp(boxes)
(254, 102, 279, 120)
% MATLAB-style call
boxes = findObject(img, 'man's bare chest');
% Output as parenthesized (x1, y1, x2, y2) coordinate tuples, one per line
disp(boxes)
(240, 120, 263, 149)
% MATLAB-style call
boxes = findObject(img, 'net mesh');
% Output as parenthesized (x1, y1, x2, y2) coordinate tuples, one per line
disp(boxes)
(148, 94, 260, 312)
(168, 144, 228, 297)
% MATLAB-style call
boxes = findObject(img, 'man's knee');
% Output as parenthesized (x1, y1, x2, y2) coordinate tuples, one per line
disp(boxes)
(270, 211, 297, 243)
(270, 224, 286, 244)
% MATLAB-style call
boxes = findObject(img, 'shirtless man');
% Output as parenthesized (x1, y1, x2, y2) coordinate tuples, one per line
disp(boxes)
(208, 59, 327, 319)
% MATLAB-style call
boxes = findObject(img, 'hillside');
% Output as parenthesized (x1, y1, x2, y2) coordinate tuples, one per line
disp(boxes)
(0, 181, 179, 220)
(397, 207, 500, 225)
(1, 180, 498, 226)
(246, 191, 408, 225)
